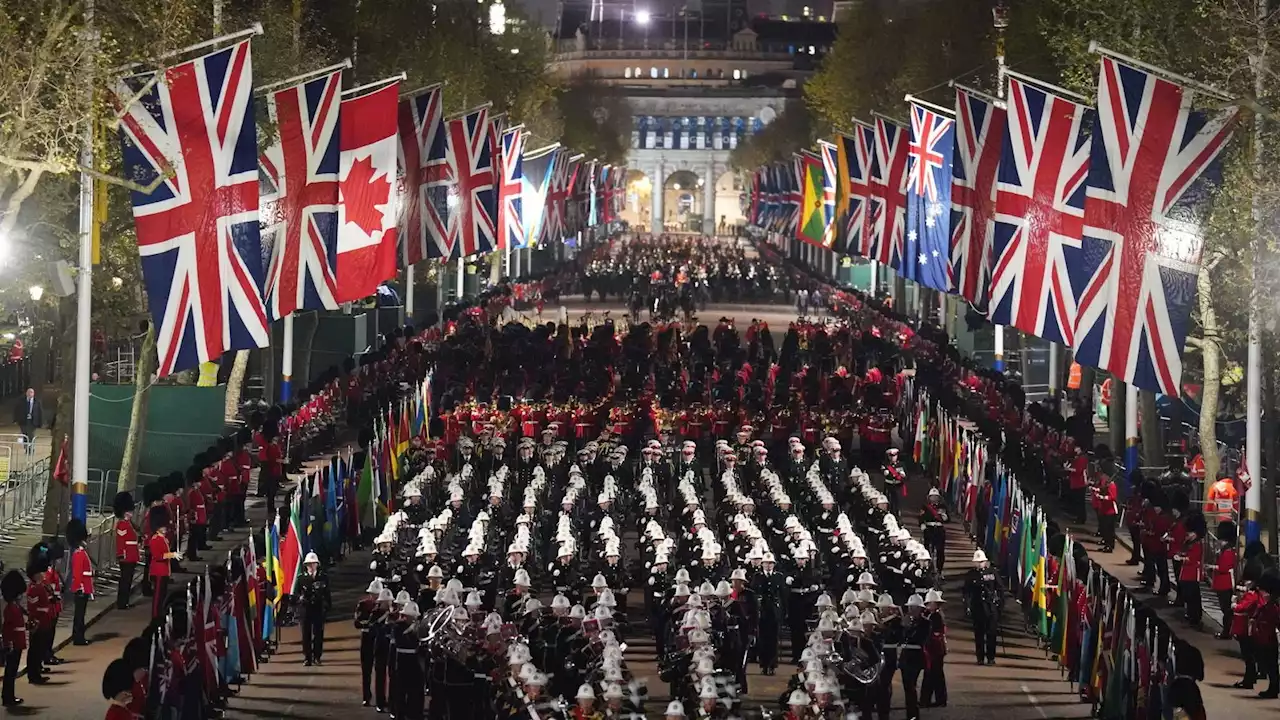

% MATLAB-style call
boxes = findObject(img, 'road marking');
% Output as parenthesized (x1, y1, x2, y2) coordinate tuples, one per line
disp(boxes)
(1020, 683, 1049, 719)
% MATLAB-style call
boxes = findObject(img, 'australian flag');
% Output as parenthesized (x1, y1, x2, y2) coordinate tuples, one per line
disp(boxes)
(903, 102, 955, 292)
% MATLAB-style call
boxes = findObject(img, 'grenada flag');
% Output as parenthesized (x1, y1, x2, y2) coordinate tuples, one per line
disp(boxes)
(796, 150, 829, 246)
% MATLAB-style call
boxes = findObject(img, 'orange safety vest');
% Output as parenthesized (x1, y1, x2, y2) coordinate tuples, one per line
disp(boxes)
(1067, 362, 1083, 390)
(1206, 478, 1238, 519)
(1100, 378, 1113, 407)
(1188, 454, 1206, 481)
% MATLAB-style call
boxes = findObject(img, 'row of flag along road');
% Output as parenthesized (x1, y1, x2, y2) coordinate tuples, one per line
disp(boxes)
(113, 34, 625, 377)
(750, 52, 1240, 397)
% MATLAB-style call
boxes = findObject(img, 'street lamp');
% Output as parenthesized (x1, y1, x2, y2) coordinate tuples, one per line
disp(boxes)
(28, 286, 43, 302)
(636, 9, 651, 25)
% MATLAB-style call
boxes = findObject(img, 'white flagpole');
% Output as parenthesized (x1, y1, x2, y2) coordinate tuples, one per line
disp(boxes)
(405, 264, 415, 320)
(992, 6, 1008, 373)
(281, 313, 294, 403)
(71, 0, 98, 524)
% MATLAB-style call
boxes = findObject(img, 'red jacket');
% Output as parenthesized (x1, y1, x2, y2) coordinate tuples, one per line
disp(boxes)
(1094, 480, 1118, 516)
(2, 603, 26, 651)
(26, 582, 54, 630)
(1069, 455, 1088, 490)
(1250, 600, 1280, 646)
(1234, 589, 1261, 638)
(116, 518, 140, 564)
(104, 703, 134, 720)
(1177, 540, 1203, 582)
(71, 546, 94, 595)
(187, 486, 207, 526)
(1211, 547, 1237, 592)
(148, 533, 172, 578)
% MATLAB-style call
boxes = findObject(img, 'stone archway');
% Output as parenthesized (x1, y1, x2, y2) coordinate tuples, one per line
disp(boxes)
(712, 169, 746, 235)
(621, 169, 652, 230)
(663, 169, 705, 233)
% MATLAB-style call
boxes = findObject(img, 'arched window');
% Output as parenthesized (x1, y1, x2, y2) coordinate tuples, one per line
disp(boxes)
(663, 67, 670, 78)
(635, 66, 642, 77)
(732, 69, 741, 80)
(650, 67, 658, 78)
(624, 67, 632, 78)
(690, 69, 698, 78)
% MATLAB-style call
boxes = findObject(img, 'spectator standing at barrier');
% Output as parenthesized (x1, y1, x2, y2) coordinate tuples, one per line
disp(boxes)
(12, 388, 40, 456)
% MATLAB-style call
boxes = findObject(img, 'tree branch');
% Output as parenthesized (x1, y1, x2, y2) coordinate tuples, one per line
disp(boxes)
(77, 164, 172, 195)
(0, 154, 63, 174)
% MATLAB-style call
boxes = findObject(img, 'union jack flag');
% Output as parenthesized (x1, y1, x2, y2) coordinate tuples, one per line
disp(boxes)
(542, 151, 567, 244)
(818, 140, 838, 248)
(498, 125, 525, 249)
(1073, 57, 1238, 394)
(784, 154, 803, 237)
(990, 77, 1093, 346)
(867, 117, 909, 267)
(445, 105, 498, 258)
(904, 102, 955, 292)
(397, 84, 451, 262)
(950, 88, 1006, 309)
(261, 70, 342, 320)
(114, 40, 268, 377)
(837, 125, 873, 256)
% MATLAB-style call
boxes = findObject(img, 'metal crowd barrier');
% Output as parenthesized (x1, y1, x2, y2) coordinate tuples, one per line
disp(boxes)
(0, 457, 49, 545)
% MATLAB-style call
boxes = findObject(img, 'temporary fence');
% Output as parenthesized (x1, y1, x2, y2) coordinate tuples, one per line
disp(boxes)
(0, 457, 50, 544)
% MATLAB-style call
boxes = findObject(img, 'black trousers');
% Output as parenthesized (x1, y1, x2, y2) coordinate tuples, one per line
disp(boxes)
(1218, 590, 1235, 635)
(974, 614, 998, 662)
(26, 629, 50, 680)
(1180, 579, 1202, 623)
(1070, 487, 1087, 523)
(360, 632, 375, 702)
(72, 593, 89, 643)
(921, 659, 947, 706)
(152, 576, 170, 619)
(373, 647, 389, 707)
(1240, 637, 1258, 686)
(757, 618, 779, 670)
(1098, 514, 1116, 550)
(1127, 527, 1143, 563)
(394, 654, 423, 720)
(876, 651, 898, 719)
(117, 561, 135, 609)
(300, 610, 325, 661)
(2, 648, 19, 702)
(898, 657, 923, 719)
(1256, 642, 1280, 693)
(187, 525, 207, 560)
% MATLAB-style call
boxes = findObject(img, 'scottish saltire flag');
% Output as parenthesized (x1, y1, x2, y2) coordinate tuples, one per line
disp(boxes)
(336, 81, 400, 303)
(498, 125, 525, 250)
(445, 105, 498, 258)
(261, 69, 343, 320)
(1072, 57, 1238, 394)
(818, 140, 838, 248)
(114, 40, 269, 377)
(867, 117, 909, 267)
(950, 87, 1006, 309)
(836, 126, 873, 256)
(520, 144, 556, 248)
(903, 103, 955, 292)
(397, 84, 450, 262)
(990, 76, 1093, 345)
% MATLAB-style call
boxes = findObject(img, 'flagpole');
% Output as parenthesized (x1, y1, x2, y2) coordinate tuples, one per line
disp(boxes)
(405, 264, 415, 321)
(71, 0, 98, 524)
(281, 313, 293, 403)
(992, 0, 1008, 372)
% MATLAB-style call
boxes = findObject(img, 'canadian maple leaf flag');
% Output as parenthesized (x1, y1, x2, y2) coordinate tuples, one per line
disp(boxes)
(336, 82, 401, 304)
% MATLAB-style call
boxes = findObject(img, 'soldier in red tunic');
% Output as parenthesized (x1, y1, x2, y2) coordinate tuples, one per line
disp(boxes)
(1, 570, 27, 707)
(101, 659, 136, 720)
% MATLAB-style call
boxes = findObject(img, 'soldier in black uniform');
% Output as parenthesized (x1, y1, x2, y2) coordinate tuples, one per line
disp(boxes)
(785, 546, 819, 663)
(647, 553, 671, 656)
(963, 549, 1003, 665)
(726, 568, 758, 693)
(919, 488, 949, 573)
(751, 551, 784, 674)
(897, 595, 930, 720)
(355, 578, 387, 708)
(882, 447, 906, 516)
(296, 552, 331, 666)
(393, 601, 424, 720)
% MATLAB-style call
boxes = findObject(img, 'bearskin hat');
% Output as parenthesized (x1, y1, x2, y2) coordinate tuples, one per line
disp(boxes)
(123, 637, 150, 671)
(1169, 677, 1203, 712)
(1217, 520, 1239, 545)
(102, 658, 135, 701)
(1175, 639, 1205, 681)
(1258, 567, 1280, 596)
(26, 542, 50, 578)
(66, 518, 88, 548)
(0, 570, 26, 602)
(1047, 533, 1067, 558)
(113, 491, 134, 519)
(1169, 488, 1190, 515)
(148, 505, 169, 533)
(1184, 511, 1207, 537)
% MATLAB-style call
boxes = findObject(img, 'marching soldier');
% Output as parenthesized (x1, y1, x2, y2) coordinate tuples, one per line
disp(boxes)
(882, 448, 906, 516)
(919, 489, 949, 573)
(355, 578, 385, 708)
(963, 550, 1002, 665)
(393, 601, 424, 720)
(920, 589, 948, 708)
(751, 551, 785, 675)
(296, 552, 331, 666)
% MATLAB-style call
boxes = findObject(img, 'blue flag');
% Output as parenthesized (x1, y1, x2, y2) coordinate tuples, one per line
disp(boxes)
(903, 102, 956, 292)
